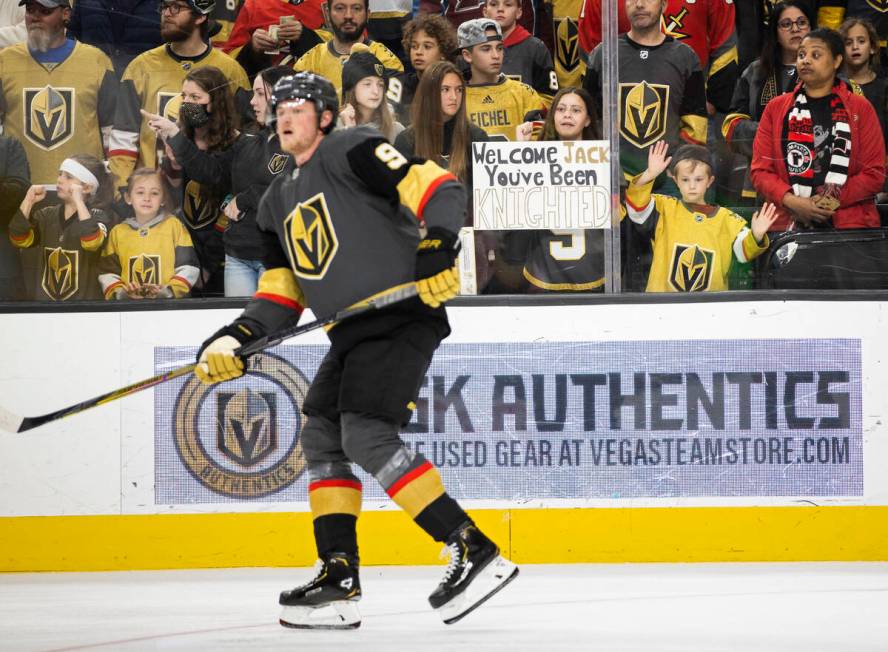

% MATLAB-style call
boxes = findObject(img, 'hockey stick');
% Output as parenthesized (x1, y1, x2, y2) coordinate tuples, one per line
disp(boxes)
(0, 283, 419, 434)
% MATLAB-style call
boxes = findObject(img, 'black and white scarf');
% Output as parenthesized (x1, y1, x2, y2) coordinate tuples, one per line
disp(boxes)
(785, 82, 851, 201)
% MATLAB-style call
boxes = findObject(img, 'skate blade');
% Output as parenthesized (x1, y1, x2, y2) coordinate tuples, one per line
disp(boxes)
(279, 600, 361, 630)
(437, 556, 519, 625)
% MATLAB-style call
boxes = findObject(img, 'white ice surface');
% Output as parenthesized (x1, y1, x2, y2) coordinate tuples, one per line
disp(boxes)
(1, 563, 887, 652)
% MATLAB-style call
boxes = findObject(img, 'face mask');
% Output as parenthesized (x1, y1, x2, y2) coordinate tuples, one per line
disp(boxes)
(180, 102, 210, 128)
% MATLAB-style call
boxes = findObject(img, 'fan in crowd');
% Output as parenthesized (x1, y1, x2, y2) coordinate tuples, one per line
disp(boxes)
(337, 47, 404, 141)
(751, 28, 886, 231)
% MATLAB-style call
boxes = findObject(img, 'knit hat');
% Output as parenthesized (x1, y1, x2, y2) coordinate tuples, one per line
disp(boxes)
(668, 144, 715, 175)
(341, 50, 389, 98)
(457, 18, 502, 50)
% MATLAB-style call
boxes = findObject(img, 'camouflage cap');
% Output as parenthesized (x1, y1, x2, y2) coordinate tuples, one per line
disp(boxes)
(457, 18, 502, 50)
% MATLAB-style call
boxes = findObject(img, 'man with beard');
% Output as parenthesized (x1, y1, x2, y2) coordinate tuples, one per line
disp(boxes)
(292, 0, 402, 95)
(0, 0, 117, 186)
(109, 0, 249, 193)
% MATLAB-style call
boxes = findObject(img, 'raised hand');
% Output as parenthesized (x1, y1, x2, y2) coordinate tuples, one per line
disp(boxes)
(751, 202, 779, 240)
(140, 108, 180, 141)
(634, 141, 672, 187)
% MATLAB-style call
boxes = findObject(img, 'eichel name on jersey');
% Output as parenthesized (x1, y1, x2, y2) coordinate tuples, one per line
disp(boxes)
(109, 44, 250, 190)
(465, 75, 545, 141)
(234, 126, 465, 345)
(625, 176, 768, 293)
(8, 205, 111, 301)
(98, 214, 201, 299)
(0, 41, 117, 185)
(585, 35, 707, 181)
(293, 41, 403, 94)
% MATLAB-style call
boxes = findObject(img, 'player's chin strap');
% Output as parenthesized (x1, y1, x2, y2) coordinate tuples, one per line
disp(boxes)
(0, 283, 420, 434)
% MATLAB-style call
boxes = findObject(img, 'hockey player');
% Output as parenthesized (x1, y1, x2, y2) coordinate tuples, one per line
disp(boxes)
(109, 0, 250, 193)
(584, 0, 707, 190)
(626, 141, 777, 292)
(193, 71, 519, 628)
(460, 18, 545, 141)
(0, 0, 117, 186)
(483, 0, 559, 107)
(292, 0, 403, 95)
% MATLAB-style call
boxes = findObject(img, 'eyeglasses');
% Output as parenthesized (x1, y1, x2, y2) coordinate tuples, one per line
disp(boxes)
(159, 2, 191, 15)
(778, 17, 810, 31)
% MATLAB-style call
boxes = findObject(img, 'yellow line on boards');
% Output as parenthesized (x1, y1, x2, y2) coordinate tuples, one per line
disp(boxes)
(1, 506, 887, 572)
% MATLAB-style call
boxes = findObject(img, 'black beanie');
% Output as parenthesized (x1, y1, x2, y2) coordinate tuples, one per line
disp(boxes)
(341, 51, 389, 99)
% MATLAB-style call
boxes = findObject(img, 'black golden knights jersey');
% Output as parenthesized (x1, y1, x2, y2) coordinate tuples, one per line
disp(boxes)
(465, 75, 545, 141)
(98, 214, 200, 299)
(625, 178, 768, 293)
(109, 44, 250, 190)
(211, 0, 244, 45)
(523, 229, 604, 291)
(502, 27, 559, 107)
(293, 40, 404, 95)
(237, 126, 465, 339)
(0, 42, 116, 185)
(585, 35, 707, 182)
(550, 0, 585, 89)
(179, 176, 227, 275)
(8, 204, 112, 301)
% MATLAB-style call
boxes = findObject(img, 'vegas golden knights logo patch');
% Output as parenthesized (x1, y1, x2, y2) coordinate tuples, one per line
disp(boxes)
(23, 86, 74, 150)
(555, 18, 580, 74)
(42, 247, 79, 301)
(669, 243, 714, 292)
(217, 389, 276, 466)
(173, 352, 309, 499)
(620, 81, 669, 149)
(866, 0, 888, 13)
(128, 254, 161, 286)
(183, 180, 218, 229)
(267, 152, 290, 175)
(663, 7, 690, 41)
(284, 192, 338, 279)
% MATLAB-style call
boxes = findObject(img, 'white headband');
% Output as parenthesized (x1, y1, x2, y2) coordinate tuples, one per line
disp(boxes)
(59, 158, 99, 190)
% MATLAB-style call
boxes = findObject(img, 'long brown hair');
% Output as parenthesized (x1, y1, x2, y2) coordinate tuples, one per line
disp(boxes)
(840, 17, 881, 73)
(181, 66, 240, 151)
(344, 82, 398, 140)
(538, 87, 600, 142)
(411, 61, 470, 182)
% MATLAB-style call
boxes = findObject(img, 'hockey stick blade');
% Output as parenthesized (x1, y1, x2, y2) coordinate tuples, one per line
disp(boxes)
(0, 283, 419, 434)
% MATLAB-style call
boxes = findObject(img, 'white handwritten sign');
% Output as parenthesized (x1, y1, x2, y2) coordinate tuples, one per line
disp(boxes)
(471, 140, 612, 230)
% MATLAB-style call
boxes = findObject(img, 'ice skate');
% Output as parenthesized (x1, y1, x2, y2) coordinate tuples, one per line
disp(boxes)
(428, 522, 519, 624)
(279, 553, 362, 629)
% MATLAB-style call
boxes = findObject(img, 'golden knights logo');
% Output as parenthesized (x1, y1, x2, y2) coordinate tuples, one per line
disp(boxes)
(555, 18, 581, 76)
(217, 389, 276, 466)
(23, 86, 74, 150)
(865, 0, 888, 13)
(267, 152, 290, 175)
(662, 7, 689, 41)
(669, 243, 714, 292)
(41, 247, 79, 301)
(183, 180, 219, 229)
(173, 352, 309, 499)
(284, 192, 338, 279)
(128, 254, 161, 286)
(620, 81, 669, 149)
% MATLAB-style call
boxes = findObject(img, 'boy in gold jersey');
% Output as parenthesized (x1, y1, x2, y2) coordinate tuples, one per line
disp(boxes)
(626, 141, 778, 293)
(458, 18, 544, 141)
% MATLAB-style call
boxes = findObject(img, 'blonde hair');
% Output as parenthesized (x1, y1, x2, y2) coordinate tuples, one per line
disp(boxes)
(125, 168, 170, 211)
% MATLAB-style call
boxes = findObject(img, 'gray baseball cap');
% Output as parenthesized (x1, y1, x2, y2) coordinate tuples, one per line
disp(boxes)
(457, 18, 502, 50)
(19, 0, 71, 7)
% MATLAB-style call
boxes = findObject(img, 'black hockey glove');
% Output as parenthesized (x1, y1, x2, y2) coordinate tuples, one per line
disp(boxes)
(415, 226, 461, 308)
(194, 322, 258, 385)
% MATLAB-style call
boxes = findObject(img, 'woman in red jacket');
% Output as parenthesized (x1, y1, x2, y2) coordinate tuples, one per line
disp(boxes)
(751, 28, 886, 232)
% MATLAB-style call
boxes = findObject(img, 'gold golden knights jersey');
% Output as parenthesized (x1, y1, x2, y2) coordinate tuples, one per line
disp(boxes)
(8, 204, 111, 301)
(550, 0, 585, 89)
(293, 40, 403, 94)
(98, 214, 200, 299)
(625, 178, 768, 293)
(109, 44, 250, 191)
(465, 76, 545, 141)
(0, 41, 116, 185)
